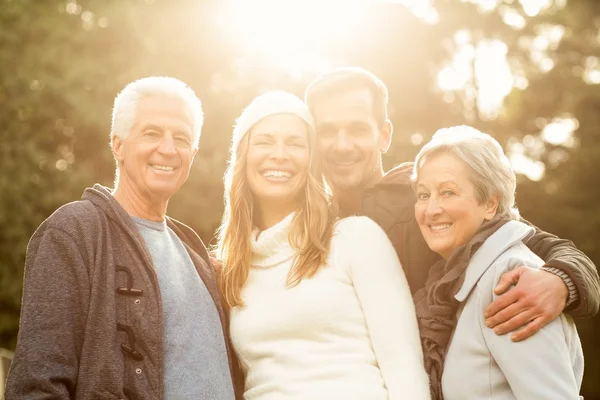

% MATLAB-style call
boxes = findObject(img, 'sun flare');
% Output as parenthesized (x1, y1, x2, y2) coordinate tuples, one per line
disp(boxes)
(216, 0, 367, 74)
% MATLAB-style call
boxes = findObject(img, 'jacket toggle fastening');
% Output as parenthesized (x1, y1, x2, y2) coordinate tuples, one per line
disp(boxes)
(116, 265, 144, 296)
(116, 265, 144, 361)
(117, 322, 144, 361)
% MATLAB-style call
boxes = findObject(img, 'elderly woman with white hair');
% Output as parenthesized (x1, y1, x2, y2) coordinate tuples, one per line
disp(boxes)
(412, 126, 584, 400)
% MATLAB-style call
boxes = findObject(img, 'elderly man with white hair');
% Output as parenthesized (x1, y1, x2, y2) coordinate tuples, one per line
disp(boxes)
(6, 77, 238, 400)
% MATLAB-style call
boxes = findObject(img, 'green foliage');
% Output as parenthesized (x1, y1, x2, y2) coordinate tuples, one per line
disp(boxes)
(499, 3, 600, 396)
(0, 0, 598, 396)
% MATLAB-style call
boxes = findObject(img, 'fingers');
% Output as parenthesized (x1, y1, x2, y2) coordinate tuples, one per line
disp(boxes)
(484, 287, 521, 319)
(485, 266, 564, 342)
(510, 316, 547, 342)
(493, 267, 525, 295)
(485, 300, 527, 331)
(488, 305, 538, 336)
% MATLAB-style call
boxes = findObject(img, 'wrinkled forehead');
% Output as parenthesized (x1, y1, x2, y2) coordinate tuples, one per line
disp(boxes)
(134, 95, 194, 129)
(416, 151, 473, 185)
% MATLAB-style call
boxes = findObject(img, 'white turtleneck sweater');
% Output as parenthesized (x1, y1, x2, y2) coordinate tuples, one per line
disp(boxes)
(230, 214, 430, 400)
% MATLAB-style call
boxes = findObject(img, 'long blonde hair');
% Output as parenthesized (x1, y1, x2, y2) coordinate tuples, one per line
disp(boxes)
(216, 110, 337, 308)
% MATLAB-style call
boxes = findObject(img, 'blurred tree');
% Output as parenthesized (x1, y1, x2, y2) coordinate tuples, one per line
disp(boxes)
(499, 1, 600, 396)
(0, 0, 97, 347)
(0, 0, 598, 397)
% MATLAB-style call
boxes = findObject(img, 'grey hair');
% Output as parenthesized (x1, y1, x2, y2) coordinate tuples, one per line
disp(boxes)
(412, 125, 520, 219)
(110, 76, 203, 149)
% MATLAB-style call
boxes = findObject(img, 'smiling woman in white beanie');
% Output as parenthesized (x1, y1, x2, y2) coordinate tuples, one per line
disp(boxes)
(216, 91, 430, 400)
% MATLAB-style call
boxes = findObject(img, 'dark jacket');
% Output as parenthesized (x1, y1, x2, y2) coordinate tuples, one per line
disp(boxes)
(5, 185, 238, 400)
(360, 162, 600, 317)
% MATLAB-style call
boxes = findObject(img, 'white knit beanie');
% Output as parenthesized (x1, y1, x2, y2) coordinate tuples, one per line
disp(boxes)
(231, 91, 315, 151)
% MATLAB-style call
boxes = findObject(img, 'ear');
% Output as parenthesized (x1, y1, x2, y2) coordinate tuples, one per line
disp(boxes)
(483, 194, 500, 220)
(111, 135, 124, 162)
(378, 120, 393, 154)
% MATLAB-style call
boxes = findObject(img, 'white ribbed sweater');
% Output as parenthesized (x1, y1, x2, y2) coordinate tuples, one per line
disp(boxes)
(230, 214, 430, 400)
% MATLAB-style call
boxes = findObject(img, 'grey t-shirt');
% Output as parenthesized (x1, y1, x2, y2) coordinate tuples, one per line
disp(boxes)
(133, 217, 233, 400)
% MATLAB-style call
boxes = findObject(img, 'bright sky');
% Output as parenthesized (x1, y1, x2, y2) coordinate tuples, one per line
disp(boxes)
(216, 0, 360, 75)
(216, 0, 580, 181)
(216, 0, 437, 75)
(217, 0, 557, 111)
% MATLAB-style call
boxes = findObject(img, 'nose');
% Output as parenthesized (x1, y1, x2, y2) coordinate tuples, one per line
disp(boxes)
(424, 195, 443, 218)
(332, 130, 353, 153)
(269, 141, 289, 161)
(157, 133, 177, 155)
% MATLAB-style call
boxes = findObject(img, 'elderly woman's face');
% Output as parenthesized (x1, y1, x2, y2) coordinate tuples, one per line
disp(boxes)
(414, 152, 498, 259)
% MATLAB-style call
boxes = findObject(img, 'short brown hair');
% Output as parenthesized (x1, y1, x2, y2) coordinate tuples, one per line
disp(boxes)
(304, 67, 389, 127)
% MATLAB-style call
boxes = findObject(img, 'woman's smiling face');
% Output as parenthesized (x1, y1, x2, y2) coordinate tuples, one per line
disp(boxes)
(245, 114, 311, 214)
(414, 151, 498, 259)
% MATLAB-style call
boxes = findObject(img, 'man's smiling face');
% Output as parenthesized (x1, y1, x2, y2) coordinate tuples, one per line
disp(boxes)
(112, 94, 197, 203)
(311, 88, 390, 192)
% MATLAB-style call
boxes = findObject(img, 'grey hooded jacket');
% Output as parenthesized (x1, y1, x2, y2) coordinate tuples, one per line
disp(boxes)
(5, 185, 238, 400)
(443, 220, 583, 399)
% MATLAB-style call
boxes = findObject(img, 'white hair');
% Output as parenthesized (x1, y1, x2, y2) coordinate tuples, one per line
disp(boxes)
(412, 125, 520, 219)
(110, 76, 203, 149)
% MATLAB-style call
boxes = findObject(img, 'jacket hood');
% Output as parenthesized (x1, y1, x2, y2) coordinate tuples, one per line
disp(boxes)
(81, 184, 205, 261)
(375, 161, 415, 188)
(82, 184, 134, 226)
(80, 185, 157, 253)
(454, 220, 535, 302)
(360, 162, 417, 233)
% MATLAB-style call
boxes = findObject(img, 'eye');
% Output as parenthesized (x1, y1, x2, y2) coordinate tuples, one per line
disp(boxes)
(288, 140, 307, 148)
(316, 127, 336, 138)
(144, 130, 160, 137)
(441, 190, 455, 197)
(175, 134, 191, 145)
(349, 125, 369, 136)
(417, 192, 429, 201)
(252, 139, 271, 146)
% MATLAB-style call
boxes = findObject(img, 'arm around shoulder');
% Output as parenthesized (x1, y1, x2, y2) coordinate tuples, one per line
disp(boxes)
(479, 256, 583, 399)
(5, 226, 91, 399)
(524, 221, 600, 317)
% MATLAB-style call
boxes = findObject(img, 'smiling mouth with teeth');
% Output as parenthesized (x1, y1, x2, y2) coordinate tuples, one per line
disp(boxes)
(430, 223, 452, 231)
(151, 164, 175, 172)
(262, 170, 293, 180)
